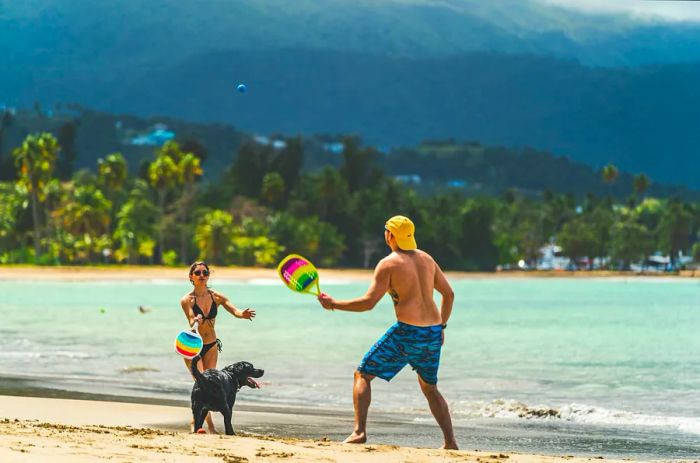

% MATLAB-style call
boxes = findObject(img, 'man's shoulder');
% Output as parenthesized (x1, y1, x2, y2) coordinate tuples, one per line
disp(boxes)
(407, 249, 437, 264)
(380, 250, 435, 266)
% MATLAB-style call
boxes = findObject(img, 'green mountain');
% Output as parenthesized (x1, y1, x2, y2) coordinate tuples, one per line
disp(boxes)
(4, 1, 700, 186)
(2, 108, 697, 202)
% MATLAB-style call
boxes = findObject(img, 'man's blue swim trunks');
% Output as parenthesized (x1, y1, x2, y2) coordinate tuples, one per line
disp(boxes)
(358, 321, 442, 384)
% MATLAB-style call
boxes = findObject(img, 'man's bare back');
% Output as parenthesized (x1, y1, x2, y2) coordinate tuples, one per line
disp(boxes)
(381, 249, 443, 327)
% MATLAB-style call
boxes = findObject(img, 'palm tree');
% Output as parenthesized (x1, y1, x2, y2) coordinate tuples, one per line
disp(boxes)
(194, 210, 234, 264)
(97, 152, 128, 232)
(57, 185, 112, 237)
(12, 133, 59, 261)
(98, 152, 128, 195)
(633, 173, 650, 198)
(113, 180, 158, 264)
(601, 163, 619, 201)
(148, 153, 179, 263)
(55, 185, 112, 262)
(601, 164, 619, 184)
(177, 152, 202, 263)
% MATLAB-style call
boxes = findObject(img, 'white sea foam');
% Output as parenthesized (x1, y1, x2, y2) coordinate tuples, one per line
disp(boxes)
(451, 399, 700, 436)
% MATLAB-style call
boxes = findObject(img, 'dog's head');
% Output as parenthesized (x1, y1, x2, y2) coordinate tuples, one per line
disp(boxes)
(223, 361, 264, 389)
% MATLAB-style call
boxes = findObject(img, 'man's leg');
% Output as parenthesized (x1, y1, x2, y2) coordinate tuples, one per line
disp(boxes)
(345, 370, 375, 443)
(417, 375, 458, 450)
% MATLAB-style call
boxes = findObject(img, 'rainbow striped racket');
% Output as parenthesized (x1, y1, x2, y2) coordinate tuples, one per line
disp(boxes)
(277, 254, 321, 296)
(174, 321, 203, 359)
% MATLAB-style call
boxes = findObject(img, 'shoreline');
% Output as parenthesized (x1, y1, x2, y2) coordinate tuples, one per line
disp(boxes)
(0, 264, 695, 281)
(2, 378, 695, 462)
(0, 393, 652, 463)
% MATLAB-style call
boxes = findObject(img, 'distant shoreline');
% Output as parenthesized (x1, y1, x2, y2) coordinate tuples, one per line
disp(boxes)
(0, 264, 696, 281)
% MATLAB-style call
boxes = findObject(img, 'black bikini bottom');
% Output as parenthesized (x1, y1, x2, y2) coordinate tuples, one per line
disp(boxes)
(201, 338, 222, 357)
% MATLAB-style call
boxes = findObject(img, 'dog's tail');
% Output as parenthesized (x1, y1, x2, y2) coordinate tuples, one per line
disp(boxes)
(190, 355, 205, 384)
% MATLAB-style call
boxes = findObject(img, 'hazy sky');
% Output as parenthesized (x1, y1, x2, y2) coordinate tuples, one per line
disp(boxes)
(539, 0, 700, 23)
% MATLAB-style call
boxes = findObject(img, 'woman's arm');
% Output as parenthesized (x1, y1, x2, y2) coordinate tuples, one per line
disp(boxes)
(212, 291, 256, 321)
(180, 295, 200, 327)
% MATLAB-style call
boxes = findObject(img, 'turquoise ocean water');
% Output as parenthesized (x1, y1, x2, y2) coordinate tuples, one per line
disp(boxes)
(1, 275, 698, 458)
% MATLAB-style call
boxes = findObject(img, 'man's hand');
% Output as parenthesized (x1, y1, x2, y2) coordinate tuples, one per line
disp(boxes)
(318, 293, 336, 311)
(441, 329, 445, 346)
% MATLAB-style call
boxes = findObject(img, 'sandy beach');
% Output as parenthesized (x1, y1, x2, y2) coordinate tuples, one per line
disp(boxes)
(0, 264, 694, 282)
(0, 395, 654, 463)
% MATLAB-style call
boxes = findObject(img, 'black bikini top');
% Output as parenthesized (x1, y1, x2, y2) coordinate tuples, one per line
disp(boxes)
(192, 290, 218, 320)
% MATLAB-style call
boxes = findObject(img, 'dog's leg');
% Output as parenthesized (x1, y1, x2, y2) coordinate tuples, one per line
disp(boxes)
(193, 405, 207, 433)
(222, 407, 235, 436)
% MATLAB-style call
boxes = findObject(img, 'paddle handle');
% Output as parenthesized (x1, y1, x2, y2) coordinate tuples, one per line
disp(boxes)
(191, 321, 200, 332)
(306, 280, 321, 297)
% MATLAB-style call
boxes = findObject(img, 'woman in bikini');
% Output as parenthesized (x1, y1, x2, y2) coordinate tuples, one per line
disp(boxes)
(180, 261, 256, 433)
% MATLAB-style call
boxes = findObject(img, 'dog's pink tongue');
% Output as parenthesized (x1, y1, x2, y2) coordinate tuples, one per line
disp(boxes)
(246, 377, 261, 388)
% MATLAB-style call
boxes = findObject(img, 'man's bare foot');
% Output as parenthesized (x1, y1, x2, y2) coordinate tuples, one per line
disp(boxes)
(343, 432, 367, 444)
(440, 442, 459, 450)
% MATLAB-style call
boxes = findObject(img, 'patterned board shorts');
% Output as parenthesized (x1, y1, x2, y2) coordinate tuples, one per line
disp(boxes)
(358, 321, 443, 385)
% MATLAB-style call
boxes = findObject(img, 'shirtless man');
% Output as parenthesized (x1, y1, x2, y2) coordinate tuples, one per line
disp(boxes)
(318, 215, 458, 449)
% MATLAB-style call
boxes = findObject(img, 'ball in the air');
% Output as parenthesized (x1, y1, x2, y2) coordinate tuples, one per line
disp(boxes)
(236, 83, 247, 93)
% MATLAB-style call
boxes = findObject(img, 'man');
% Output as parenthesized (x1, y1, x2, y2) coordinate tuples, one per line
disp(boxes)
(318, 215, 458, 449)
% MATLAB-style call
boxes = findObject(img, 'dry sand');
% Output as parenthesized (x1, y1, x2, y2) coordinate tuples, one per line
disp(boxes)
(0, 395, 651, 463)
(0, 264, 692, 282)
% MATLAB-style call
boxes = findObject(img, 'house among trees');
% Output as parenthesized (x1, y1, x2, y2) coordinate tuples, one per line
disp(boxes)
(129, 124, 175, 146)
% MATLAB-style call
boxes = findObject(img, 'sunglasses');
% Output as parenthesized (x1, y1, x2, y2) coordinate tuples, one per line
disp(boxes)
(193, 270, 210, 277)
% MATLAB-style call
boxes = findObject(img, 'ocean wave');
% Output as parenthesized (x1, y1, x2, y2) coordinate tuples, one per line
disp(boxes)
(450, 399, 700, 436)
(2, 350, 94, 359)
(119, 366, 161, 374)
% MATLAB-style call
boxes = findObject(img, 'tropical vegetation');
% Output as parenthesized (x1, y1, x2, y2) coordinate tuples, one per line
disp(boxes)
(1, 127, 699, 271)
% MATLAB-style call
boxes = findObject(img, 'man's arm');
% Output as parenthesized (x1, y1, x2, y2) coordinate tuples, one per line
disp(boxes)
(318, 260, 391, 312)
(434, 262, 454, 325)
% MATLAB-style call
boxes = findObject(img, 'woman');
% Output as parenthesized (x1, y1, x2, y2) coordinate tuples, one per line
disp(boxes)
(180, 261, 256, 433)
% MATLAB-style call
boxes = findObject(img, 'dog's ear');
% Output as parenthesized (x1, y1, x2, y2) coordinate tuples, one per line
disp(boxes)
(222, 362, 242, 378)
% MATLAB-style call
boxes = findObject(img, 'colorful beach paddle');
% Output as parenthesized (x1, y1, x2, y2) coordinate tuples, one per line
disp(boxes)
(174, 321, 203, 359)
(277, 254, 321, 296)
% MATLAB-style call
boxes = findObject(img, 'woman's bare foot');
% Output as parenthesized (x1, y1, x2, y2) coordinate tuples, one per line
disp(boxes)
(440, 442, 459, 450)
(343, 432, 367, 444)
(206, 414, 218, 434)
(206, 424, 219, 435)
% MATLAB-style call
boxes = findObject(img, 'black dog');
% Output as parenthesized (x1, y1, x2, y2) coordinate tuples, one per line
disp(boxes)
(190, 356, 264, 435)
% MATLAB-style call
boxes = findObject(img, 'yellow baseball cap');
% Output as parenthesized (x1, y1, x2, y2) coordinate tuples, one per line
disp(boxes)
(385, 215, 417, 251)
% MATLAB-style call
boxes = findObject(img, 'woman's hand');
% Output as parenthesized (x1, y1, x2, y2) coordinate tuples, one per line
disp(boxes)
(240, 308, 256, 321)
(192, 314, 203, 328)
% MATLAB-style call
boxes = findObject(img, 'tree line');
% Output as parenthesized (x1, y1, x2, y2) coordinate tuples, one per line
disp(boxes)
(1, 132, 699, 270)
